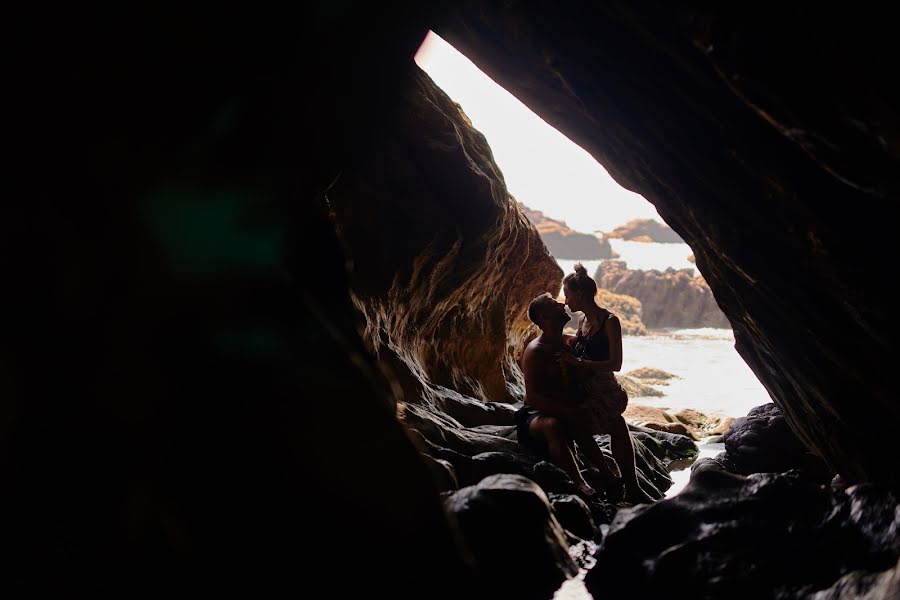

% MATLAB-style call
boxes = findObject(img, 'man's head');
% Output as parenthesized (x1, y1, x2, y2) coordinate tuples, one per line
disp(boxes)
(527, 293, 570, 332)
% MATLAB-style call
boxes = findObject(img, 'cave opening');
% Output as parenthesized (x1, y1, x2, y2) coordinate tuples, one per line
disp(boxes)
(414, 31, 769, 496)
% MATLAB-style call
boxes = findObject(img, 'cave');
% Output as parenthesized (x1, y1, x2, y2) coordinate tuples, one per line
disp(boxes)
(9, 3, 899, 599)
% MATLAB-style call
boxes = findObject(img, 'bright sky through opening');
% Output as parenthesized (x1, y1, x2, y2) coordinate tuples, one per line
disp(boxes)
(414, 31, 661, 234)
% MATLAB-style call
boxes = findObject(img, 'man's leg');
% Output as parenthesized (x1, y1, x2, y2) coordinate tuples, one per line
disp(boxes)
(529, 416, 594, 494)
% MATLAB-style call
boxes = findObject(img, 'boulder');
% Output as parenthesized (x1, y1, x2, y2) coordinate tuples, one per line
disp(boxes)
(586, 470, 900, 598)
(445, 474, 578, 600)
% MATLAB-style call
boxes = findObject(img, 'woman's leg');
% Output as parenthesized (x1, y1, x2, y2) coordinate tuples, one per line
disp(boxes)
(562, 407, 620, 479)
(607, 415, 654, 503)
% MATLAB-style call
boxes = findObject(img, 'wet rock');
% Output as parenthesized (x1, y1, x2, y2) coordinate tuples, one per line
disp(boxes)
(422, 454, 459, 492)
(673, 408, 734, 437)
(445, 474, 578, 600)
(585, 470, 900, 598)
(549, 493, 596, 540)
(629, 425, 699, 466)
(623, 404, 695, 439)
(724, 403, 832, 481)
(617, 376, 665, 398)
(808, 556, 900, 599)
(624, 367, 678, 383)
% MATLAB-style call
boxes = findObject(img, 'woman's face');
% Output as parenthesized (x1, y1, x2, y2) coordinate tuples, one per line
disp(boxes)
(563, 283, 583, 312)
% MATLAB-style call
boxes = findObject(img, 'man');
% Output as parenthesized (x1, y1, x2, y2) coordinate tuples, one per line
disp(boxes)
(515, 293, 623, 498)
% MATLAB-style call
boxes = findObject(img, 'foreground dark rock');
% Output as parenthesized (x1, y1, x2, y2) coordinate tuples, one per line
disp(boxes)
(595, 261, 729, 329)
(445, 474, 577, 600)
(406, 400, 696, 509)
(717, 403, 833, 481)
(586, 469, 900, 598)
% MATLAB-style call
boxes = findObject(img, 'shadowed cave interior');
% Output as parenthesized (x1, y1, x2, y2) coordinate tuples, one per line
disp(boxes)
(8, 3, 899, 599)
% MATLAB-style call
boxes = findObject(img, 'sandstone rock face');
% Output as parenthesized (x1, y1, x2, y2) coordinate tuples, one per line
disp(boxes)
(522, 204, 613, 259)
(622, 404, 732, 440)
(605, 218, 684, 243)
(329, 68, 562, 404)
(623, 404, 695, 439)
(441, 3, 900, 488)
(586, 470, 900, 598)
(595, 261, 730, 329)
(624, 367, 678, 383)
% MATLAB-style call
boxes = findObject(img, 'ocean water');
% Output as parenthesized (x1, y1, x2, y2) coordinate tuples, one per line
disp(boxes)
(623, 328, 769, 419)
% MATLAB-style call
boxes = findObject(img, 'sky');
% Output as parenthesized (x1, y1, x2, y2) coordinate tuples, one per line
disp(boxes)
(414, 31, 662, 235)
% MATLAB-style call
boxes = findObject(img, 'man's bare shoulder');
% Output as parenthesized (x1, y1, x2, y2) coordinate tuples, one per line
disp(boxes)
(524, 337, 554, 355)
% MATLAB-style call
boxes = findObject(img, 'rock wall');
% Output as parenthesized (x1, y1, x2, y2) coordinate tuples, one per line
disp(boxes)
(328, 67, 562, 404)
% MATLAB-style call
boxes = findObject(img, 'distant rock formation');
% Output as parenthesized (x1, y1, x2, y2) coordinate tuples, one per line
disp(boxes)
(521, 204, 614, 259)
(594, 261, 730, 329)
(605, 218, 684, 243)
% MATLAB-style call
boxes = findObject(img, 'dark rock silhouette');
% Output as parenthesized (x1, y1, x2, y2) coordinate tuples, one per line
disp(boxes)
(587, 469, 900, 598)
(445, 474, 577, 600)
(692, 403, 832, 481)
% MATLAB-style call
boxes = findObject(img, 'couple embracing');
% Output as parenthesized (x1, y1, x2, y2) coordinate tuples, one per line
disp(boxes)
(516, 264, 655, 504)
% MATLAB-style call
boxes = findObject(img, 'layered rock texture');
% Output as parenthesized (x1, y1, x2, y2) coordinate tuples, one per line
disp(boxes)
(521, 204, 614, 259)
(328, 68, 561, 405)
(596, 260, 730, 329)
(605, 218, 684, 243)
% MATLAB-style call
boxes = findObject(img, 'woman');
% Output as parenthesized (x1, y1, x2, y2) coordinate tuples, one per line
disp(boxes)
(557, 263, 655, 504)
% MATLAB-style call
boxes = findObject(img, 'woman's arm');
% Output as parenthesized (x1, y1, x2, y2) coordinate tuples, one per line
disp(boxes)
(558, 315, 623, 372)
